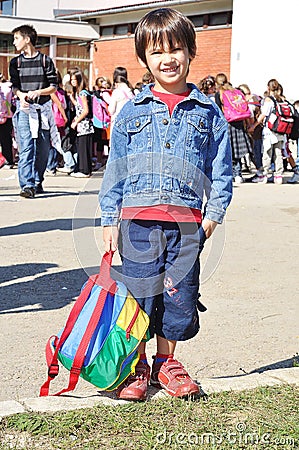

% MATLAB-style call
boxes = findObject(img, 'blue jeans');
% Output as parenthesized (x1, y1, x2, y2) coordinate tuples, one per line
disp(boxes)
(17, 110, 50, 188)
(119, 219, 206, 341)
(253, 138, 263, 170)
(47, 146, 58, 172)
(63, 150, 77, 169)
(296, 139, 299, 170)
(232, 158, 242, 178)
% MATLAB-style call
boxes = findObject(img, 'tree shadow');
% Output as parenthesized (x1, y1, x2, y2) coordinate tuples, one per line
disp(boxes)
(0, 217, 101, 237)
(0, 264, 89, 313)
(0, 262, 122, 314)
(210, 356, 299, 379)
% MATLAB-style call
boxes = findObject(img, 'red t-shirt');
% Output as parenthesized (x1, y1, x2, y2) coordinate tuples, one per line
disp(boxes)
(122, 87, 202, 223)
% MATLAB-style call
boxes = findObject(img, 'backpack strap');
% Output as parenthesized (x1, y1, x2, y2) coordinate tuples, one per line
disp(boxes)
(17, 53, 47, 74)
(40, 251, 116, 396)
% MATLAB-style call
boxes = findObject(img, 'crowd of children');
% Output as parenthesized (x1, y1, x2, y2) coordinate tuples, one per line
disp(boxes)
(197, 74, 299, 185)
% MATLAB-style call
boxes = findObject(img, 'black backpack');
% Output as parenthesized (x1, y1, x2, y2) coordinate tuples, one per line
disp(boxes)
(289, 109, 299, 140)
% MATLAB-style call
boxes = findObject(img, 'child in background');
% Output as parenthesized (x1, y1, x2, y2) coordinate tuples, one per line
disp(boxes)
(287, 100, 299, 184)
(99, 8, 233, 401)
(69, 69, 94, 178)
(108, 66, 134, 131)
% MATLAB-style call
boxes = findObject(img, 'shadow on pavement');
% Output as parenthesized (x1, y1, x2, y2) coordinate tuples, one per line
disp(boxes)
(210, 356, 299, 379)
(0, 264, 90, 313)
(0, 217, 101, 237)
(0, 262, 122, 314)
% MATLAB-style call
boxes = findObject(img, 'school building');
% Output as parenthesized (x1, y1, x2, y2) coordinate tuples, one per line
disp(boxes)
(0, 0, 298, 100)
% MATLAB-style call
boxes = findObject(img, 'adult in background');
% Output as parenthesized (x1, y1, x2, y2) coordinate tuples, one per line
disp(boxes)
(9, 24, 58, 198)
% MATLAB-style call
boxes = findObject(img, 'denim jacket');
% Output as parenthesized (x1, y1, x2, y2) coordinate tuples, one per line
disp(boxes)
(99, 83, 232, 226)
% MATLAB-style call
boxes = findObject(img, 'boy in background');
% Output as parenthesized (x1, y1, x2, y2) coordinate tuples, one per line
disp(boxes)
(9, 24, 58, 198)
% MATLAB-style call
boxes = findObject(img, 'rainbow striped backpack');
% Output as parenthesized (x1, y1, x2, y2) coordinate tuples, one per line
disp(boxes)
(40, 252, 149, 396)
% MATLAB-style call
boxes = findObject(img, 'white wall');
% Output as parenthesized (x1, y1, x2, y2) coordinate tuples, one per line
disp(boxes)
(16, 0, 102, 19)
(231, 0, 299, 101)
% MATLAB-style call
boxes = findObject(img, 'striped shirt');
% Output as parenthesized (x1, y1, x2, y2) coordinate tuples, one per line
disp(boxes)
(9, 52, 57, 105)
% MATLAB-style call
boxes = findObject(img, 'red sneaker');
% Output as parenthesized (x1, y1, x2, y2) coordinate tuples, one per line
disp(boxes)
(117, 360, 150, 401)
(151, 356, 199, 398)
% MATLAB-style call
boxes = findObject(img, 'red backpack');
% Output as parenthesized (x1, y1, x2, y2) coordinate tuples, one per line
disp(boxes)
(267, 96, 295, 135)
(222, 88, 251, 122)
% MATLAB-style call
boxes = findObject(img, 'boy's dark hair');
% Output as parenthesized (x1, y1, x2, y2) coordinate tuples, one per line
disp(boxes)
(135, 8, 196, 66)
(12, 24, 37, 47)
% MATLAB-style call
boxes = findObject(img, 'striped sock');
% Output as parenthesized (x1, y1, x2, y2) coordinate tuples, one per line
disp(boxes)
(155, 353, 173, 364)
(139, 353, 148, 365)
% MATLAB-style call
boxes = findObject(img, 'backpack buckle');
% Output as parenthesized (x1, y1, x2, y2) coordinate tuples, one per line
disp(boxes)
(48, 363, 59, 378)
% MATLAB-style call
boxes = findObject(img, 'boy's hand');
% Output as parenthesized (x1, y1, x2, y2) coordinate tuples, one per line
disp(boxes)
(201, 218, 218, 239)
(103, 226, 119, 252)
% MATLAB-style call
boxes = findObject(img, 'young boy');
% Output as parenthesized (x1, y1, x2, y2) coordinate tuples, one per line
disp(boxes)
(99, 8, 233, 400)
(9, 25, 58, 198)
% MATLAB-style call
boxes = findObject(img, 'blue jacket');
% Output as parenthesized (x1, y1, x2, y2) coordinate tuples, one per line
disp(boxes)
(99, 83, 232, 226)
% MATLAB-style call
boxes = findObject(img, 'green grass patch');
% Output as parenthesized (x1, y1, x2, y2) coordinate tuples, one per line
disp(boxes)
(0, 385, 298, 449)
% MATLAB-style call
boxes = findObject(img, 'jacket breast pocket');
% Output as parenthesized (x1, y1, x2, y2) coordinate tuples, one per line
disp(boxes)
(127, 115, 152, 153)
(180, 115, 210, 193)
(186, 115, 210, 155)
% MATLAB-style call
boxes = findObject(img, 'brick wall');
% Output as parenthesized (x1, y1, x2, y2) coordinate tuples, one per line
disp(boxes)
(93, 27, 232, 87)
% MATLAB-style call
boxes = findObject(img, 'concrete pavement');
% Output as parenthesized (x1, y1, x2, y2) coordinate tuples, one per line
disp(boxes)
(0, 165, 298, 418)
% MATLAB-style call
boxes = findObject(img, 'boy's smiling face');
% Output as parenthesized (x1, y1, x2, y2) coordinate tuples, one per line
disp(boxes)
(140, 40, 191, 94)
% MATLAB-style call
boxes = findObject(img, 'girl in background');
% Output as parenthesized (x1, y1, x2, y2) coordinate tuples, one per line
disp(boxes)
(69, 69, 94, 178)
(215, 73, 251, 184)
(0, 73, 14, 168)
(108, 67, 134, 130)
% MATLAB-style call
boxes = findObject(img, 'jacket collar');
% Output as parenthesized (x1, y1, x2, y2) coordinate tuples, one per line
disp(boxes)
(133, 83, 211, 106)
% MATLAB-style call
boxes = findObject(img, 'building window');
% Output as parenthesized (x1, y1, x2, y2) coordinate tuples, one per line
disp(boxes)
(0, 33, 14, 54)
(209, 12, 232, 26)
(57, 38, 91, 59)
(100, 23, 138, 37)
(0, 0, 13, 15)
(56, 38, 92, 79)
(99, 12, 232, 38)
(190, 11, 232, 28)
(35, 37, 50, 54)
(114, 24, 129, 35)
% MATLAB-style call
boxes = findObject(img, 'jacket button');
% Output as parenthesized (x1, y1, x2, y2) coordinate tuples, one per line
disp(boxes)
(199, 121, 204, 128)
(165, 142, 171, 148)
(162, 118, 169, 125)
(135, 120, 140, 127)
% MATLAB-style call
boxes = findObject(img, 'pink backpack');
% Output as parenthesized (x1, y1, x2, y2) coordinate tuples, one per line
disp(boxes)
(92, 94, 111, 129)
(52, 88, 67, 128)
(0, 82, 13, 125)
(222, 88, 251, 122)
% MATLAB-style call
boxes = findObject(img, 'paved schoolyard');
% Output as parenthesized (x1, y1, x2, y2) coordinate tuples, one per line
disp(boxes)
(0, 167, 298, 408)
